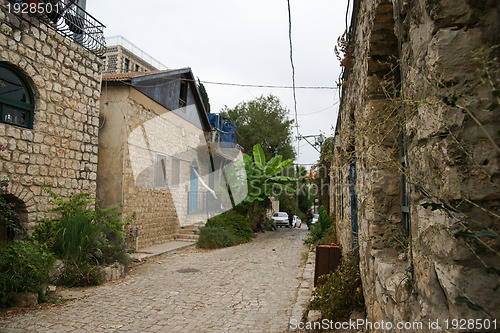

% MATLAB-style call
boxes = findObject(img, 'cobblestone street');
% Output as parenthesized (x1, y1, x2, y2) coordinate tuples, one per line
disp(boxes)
(1, 228, 309, 332)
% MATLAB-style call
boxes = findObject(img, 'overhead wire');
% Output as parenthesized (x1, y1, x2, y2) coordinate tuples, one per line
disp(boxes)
(286, 0, 299, 137)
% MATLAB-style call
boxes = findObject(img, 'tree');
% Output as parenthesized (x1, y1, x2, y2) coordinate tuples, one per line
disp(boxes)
(229, 144, 297, 229)
(221, 95, 295, 161)
(197, 78, 210, 113)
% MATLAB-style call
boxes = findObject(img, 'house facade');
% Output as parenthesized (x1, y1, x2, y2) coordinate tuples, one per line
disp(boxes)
(0, 0, 104, 236)
(331, 0, 499, 329)
(102, 35, 166, 75)
(98, 68, 234, 249)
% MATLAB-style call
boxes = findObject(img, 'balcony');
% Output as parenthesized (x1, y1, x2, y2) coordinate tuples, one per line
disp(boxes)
(3, 0, 106, 56)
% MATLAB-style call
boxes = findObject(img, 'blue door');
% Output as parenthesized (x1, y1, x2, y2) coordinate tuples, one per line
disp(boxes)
(349, 161, 358, 250)
(189, 161, 199, 212)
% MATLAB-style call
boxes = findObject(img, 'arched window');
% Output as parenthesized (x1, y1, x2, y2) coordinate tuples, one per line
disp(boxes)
(0, 62, 35, 129)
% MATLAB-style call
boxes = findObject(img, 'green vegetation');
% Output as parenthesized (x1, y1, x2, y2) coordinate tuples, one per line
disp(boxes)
(221, 94, 295, 161)
(198, 210, 253, 249)
(0, 240, 54, 306)
(305, 206, 336, 245)
(304, 252, 364, 324)
(32, 190, 132, 287)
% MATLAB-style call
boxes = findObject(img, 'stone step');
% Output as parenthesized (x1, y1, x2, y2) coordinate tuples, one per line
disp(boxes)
(178, 228, 200, 235)
(174, 233, 199, 242)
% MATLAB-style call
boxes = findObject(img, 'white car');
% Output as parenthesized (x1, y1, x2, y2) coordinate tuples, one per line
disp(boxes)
(271, 212, 290, 227)
(293, 215, 302, 228)
(311, 214, 319, 224)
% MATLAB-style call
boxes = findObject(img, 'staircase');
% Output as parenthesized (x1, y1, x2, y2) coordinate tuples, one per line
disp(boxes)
(173, 224, 202, 242)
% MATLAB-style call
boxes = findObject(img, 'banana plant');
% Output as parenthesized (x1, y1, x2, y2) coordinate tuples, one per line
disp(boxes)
(241, 144, 297, 227)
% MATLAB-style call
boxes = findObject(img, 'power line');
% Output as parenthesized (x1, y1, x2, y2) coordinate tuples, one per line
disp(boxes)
(287, 0, 299, 137)
(201, 81, 338, 90)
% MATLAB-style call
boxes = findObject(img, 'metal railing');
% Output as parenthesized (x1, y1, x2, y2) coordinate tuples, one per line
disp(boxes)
(4, 0, 106, 56)
(106, 35, 168, 70)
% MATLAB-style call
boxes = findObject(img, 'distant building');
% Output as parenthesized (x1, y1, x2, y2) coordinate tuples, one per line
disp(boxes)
(102, 35, 167, 75)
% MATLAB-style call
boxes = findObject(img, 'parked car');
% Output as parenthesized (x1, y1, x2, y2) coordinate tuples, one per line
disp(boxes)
(311, 214, 319, 224)
(293, 215, 302, 228)
(271, 212, 290, 227)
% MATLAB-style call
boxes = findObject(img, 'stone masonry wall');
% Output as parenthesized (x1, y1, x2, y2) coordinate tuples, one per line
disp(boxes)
(332, 0, 500, 330)
(0, 1, 101, 231)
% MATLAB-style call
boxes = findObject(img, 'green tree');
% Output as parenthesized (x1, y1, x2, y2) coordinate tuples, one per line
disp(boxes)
(240, 144, 297, 228)
(221, 95, 295, 160)
(197, 78, 210, 113)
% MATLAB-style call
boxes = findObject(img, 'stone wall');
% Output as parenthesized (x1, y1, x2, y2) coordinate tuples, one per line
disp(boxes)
(103, 45, 157, 75)
(0, 0, 102, 231)
(332, 0, 500, 329)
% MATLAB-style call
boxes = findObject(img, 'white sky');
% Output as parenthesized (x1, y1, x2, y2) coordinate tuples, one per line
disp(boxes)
(87, 0, 349, 167)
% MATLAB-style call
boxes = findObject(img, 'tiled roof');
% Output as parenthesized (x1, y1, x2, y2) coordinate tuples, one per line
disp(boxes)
(102, 70, 168, 82)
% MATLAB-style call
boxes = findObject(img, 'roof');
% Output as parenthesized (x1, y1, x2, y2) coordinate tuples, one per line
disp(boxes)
(102, 68, 211, 132)
(102, 70, 166, 82)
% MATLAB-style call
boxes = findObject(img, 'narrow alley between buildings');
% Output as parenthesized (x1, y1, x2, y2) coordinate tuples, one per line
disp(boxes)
(1, 228, 309, 332)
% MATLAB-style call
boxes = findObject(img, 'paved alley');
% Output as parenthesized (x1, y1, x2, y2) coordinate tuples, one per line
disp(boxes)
(1, 227, 309, 332)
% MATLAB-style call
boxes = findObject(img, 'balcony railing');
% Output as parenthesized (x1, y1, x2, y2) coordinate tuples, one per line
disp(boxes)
(4, 0, 106, 56)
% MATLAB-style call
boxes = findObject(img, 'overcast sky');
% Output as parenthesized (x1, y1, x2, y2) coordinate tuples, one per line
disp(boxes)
(87, 0, 349, 167)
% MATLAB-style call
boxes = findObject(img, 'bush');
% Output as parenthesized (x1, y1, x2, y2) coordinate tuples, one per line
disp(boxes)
(305, 206, 333, 245)
(263, 217, 277, 231)
(58, 261, 102, 287)
(205, 210, 253, 243)
(197, 226, 240, 249)
(305, 252, 364, 322)
(32, 190, 132, 287)
(0, 240, 54, 306)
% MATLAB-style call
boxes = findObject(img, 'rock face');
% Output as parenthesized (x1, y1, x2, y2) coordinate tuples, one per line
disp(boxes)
(101, 263, 128, 283)
(330, 0, 500, 330)
(0, 0, 102, 232)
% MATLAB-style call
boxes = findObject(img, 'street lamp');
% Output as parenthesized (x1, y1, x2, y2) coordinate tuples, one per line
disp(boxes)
(317, 135, 324, 146)
(297, 134, 325, 152)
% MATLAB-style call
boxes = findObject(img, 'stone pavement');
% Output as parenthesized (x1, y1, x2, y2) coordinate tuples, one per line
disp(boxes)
(0, 227, 312, 333)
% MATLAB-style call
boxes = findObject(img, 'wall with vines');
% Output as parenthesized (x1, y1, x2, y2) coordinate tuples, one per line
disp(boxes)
(330, 0, 499, 328)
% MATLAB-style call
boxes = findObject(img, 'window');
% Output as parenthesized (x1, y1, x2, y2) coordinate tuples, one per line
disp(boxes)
(0, 63, 35, 129)
(124, 58, 130, 73)
(171, 157, 181, 189)
(179, 80, 188, 108)
(135, 64, 140, 72)
(154, 153, 167, 189)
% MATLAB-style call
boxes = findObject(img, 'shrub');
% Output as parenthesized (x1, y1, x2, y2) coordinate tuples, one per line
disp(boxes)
(305, 252, 364, 322)
(197, 226, 239, 249)
(205, 210, 253, 243)
(263, 217, 277, 231)
(58, 261, 102, 287)
(32, 190, 132, 287)
(0, 179, 26, 240)
(305, 206, 333, 245)
(0, 240, 54, 306)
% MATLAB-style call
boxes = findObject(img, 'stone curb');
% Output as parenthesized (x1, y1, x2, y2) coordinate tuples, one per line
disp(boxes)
(130, 240, 197, 262)
(288, 246, 316, 331)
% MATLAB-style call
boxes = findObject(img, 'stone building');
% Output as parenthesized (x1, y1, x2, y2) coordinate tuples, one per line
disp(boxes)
(102, 35, 166, 75)
(331, 0, 499, 329)
(98, 68, 241, 249)
(0, 0, 104, 235)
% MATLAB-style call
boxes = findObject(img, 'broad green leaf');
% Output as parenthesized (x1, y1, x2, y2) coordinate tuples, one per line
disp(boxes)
(280, 158, 294, 169)
(270, 176, 298, 183)
(253, 144, 265, 167)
